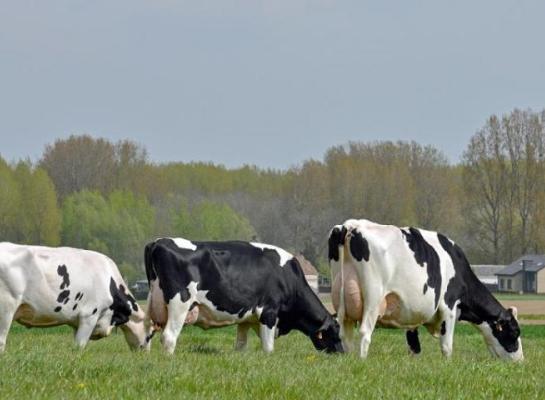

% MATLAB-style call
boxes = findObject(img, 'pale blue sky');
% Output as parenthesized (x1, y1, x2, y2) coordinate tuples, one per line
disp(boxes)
(1, 1, 544, 168)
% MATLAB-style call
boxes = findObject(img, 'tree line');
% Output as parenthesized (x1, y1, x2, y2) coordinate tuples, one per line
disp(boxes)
(1, 108, 544, 281)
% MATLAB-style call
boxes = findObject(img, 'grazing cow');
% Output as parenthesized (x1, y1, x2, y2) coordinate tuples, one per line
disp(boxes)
(0, 242, 147, 352)
(144, 238, 343, 354)
(328, 219, 523, 361)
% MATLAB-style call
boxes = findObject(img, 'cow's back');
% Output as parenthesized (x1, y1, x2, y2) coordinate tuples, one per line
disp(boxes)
(1, 243, 118, 326)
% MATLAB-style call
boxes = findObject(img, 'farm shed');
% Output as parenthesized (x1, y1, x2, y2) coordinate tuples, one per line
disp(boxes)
(496, 255, 545, 294)
(295, 254, 319, 294)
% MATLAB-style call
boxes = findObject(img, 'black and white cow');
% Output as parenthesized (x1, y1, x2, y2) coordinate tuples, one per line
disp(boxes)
(144, 238, 343, 354)
(0, 242, 147, 352)
(328, 219, 523, 361)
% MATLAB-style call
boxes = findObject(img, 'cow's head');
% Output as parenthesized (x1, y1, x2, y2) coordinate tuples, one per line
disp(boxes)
(310, 317, 344, 353)
(120, 306, 149, 351)
(480, 307, 523, 362)
(109, 278, 148, 350)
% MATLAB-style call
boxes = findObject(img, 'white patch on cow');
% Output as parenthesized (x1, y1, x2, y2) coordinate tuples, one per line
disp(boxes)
(250, 242, 293, 267)
(169, 238, 197, 251)
(187, 281, 257, 327)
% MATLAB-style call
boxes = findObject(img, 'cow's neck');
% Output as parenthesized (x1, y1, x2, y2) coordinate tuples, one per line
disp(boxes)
(458, 274, 505, 324)
(279, 284, 329, 337)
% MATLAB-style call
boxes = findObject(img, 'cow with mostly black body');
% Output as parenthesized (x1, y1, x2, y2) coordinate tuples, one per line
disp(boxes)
(0, 242, 147, 352)
(328, 219, 523, 361)
(144, 238, 343, 354)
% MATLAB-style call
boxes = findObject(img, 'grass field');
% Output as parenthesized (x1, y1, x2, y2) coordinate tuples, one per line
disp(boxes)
(1, 323, 544, 399)
(494, 293, 545, 301)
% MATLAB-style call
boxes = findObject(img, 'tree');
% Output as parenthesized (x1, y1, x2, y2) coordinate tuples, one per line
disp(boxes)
(170, 200, 256, 242)
(0, 157, 21, 241)
(62, 190, 155, 279)
(40, 135, 118, 199)
(462, 116, 509, 263)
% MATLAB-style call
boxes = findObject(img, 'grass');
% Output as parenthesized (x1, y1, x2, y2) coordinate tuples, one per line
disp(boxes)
(494, 293, 545, 301)
(1, 323, 545, 399)
(519, 314, 545, 320)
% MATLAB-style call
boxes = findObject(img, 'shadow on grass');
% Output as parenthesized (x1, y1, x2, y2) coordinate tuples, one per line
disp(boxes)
(187, 343, 222, 355)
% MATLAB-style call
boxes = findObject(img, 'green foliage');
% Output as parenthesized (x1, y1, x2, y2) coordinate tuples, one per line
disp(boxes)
(0, 158, 61, 245)
(62, 190, 155, 279)
(1, 324, 544, 399)
(172, 200, 256, 241)
(0, 157, 21, 240)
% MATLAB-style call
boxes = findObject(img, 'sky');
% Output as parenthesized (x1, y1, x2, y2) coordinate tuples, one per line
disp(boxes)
(1, 0, 544, 169)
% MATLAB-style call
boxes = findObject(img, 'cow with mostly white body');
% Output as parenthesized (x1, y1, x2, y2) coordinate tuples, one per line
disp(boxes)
(328, 219, 523, 361)
(144, 238, 343, 354)
(0, 242, 147, 352)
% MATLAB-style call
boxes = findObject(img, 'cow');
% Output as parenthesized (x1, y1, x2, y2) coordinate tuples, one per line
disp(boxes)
(0, 242, 147, 352)
(144, 238, 343, 354)
(328, 219, 523, 361)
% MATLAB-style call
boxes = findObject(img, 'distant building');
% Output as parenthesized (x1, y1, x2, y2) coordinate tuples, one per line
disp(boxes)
(295, 254, 319, 294)
(131, 280, 149, 300)
(496, 255, 545, 294)
(471, 265, 505, 292)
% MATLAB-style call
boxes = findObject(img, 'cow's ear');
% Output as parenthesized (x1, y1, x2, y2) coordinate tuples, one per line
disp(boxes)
(317, 317, 333, 332)
(508, 306, 518, 320)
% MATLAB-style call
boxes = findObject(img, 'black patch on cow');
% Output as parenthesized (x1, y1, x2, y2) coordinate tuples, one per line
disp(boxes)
(73, 303, 78, 311)
(54, 306, 62, 312)
(440, 321, 446, 336)
(147, 238, 343, 353)
(406, 329, 421, 354)
(401, 228, 441, 308)
(437, 233, 521, 354)
(109, 278, 135, 326)
(328, 226, 347, 261)
(349, 230, 370, 262)
(57, 290, 70, 304)
(92, 308, 98, 315)
(423, 284, 428, 294)
(75, 292, 83, 301)
(57, 265, 70, 289)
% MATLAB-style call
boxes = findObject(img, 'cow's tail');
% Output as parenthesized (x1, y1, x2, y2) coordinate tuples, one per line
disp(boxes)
(144, 242, 167, 340)
(338, 239, 346, 323)
(144, 242, 156, 286)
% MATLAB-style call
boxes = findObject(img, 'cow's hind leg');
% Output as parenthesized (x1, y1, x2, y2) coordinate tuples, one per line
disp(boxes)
(235, 323, 251, 351)
(0, 298, 19, 352)
(358, 289, 384, 359)
(340, 318, 357, 353)
(161, 294, 191, 355)
(406, 329, 421, 355)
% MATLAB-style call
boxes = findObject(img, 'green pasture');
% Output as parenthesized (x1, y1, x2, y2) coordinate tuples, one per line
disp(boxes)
(1, 323, 544, 399)
(494, 293, 545, 301)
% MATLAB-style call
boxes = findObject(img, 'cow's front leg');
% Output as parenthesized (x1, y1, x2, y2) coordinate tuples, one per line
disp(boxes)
(161, 294, 190, 355)
(259, 323, 277, 353)
(235, 323, 251, 351)
(258, 310, 278, 353)
(74, 315, 100, 349)
(0, 297, 19, 352)
(439, 311, 457, 358)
